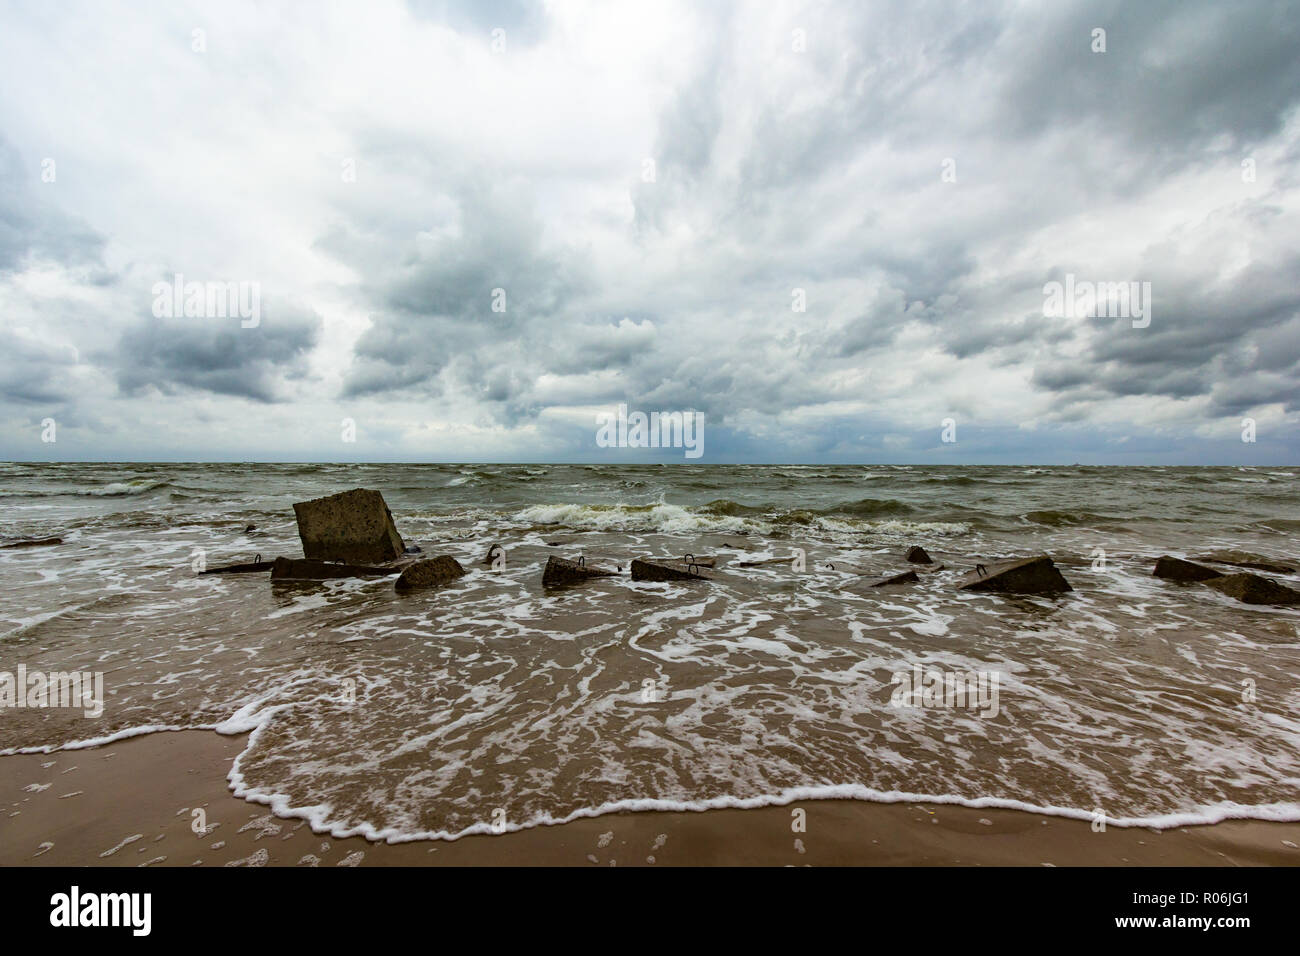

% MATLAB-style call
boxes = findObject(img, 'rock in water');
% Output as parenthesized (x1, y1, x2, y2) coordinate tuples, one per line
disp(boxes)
(270, 557, 399, 581)
(905, 546, 933, 564)
(0, 536, 62, 549)
(200, 557, 276, 575)
(394, 556, 466, 592)
(957, 555, 1072, 595)
(542, 556, 617, 587)
(869, 569, 919, 587)
(1152, 555, 1221, 582)
(1202, 573, 1300, 606)
(630, 558, 713, 582)
(292, 488, 405, 564)
(1195, 550, 1297, 575)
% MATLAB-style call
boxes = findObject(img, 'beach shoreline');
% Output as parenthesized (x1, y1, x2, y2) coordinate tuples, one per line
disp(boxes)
(3, 729, 1297, 867)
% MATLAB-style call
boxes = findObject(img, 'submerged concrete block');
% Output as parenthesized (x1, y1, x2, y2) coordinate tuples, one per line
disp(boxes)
(199, 556, 276, 575)
(541, 555, 617, 587)
(1202, 572, 1300, 606)
(394, 555, 466, 592)
(869, 569, 919, 587)
(631, 558, 714, 582)
(1195, 550, 1296, 575)
(1153, 555, 1221, 582)
(0, 536, 62, 549)
(270, 557, 399, 581)
(957, 555, 1072, 595)
(292, 488, 405, 564)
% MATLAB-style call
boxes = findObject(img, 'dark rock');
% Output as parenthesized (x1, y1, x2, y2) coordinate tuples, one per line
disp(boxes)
(1195, 550, 1296, 575)
(631, 558, 714, 582)
(0, 536, 62, 549)
(1152, 555, 1221, 582)
(542, 556, 617, 587)
(483, 543, 505, 566)
(957, 555, 1072, 595)
(825, 562, 871, 574)
(869, 569, 919, 587)
(244, 524, 257, 533)
(1202, 573, 1300, 606)
(905, 546, 933, 564)
(200, 557, 276, 575)
(270, 557, 399, 581)
(404, 545, 423, 554)
(394, 556, 466, 592)
(292, 488, 405, 564)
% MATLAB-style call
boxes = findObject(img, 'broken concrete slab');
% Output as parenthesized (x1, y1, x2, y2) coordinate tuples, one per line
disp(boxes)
(631, 558, 714, 582)
(1, 536, 63, 549)
(957, 555, 1073, 595)
(542, 555, 618, 587)
(905, 546, 933, 564)
(1202, 572, 1300, 606)
(199, 556, 276, 575)
(1152, 555, 1222, 582)
(270, 557, 399, 581)
(394, 555, 466, 592)
(292, 488, 405, 564)
(869, 569, 919, 587)
(1195, 550, 1296, 575)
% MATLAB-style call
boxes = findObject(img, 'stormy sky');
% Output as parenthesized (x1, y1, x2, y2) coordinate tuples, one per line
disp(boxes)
(2, 0, 1298, 463)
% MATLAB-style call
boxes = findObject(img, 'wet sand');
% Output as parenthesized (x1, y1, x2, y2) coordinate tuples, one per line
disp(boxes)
(2, 730, 1297, 867)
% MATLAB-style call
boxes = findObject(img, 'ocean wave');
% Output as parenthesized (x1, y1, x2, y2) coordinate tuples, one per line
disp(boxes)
(828, 497, 915, 517)
(700, 498, 768, 517)
(1021, 509, 1122, 528)
(509, 500, 970, 539)
(514, 502, 755, 534)
(90, 479, 172, 497)
(0, 478, 173, 499)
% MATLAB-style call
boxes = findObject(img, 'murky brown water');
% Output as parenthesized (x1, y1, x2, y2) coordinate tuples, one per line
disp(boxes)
(2, 463, 1298, 837)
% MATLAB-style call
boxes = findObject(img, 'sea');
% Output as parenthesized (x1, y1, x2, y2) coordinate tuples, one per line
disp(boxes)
(2, 462, 1298, 839)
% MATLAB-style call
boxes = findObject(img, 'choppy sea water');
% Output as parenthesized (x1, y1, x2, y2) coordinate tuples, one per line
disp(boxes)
(2, 462, 1298, 838)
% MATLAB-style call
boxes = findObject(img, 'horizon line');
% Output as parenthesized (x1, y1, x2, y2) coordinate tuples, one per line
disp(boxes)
(3, 460, 1294, 468)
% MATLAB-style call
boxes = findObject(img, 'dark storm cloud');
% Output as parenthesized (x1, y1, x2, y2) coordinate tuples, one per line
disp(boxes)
(308, 0, 1300, 459)
(0, 329, 79, 404)
(1002, 1, 1300, 152)
(7, 0, 1296, 461)
(113, 302, 322, 403)
(0, 136, 106, 274)
(1033, 241, 1300, 415)
(333, 173, 586, 399)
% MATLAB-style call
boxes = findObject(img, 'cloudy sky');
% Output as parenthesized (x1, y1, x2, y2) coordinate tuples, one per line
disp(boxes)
(2, 0, 1298, 463)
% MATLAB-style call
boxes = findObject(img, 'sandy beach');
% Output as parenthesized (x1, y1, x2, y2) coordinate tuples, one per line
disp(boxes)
(3, 729, 1297, 867)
